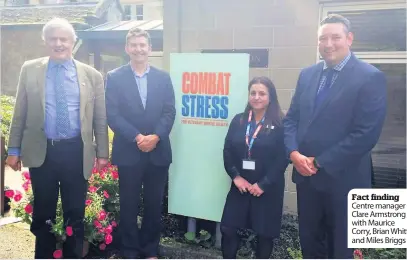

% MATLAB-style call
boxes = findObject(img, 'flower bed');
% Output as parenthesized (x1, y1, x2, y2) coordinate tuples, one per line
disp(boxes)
(7, 164, 120, 258)
(6, 166, 406, 259)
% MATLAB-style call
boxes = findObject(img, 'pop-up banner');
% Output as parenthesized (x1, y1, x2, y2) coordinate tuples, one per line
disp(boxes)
(168, 53, 250, 222)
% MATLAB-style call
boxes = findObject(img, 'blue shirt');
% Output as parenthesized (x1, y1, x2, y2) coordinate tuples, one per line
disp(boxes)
(132, 65, 150, 109)
(8, 59, 81, 156)
(317, 52, 351, 94)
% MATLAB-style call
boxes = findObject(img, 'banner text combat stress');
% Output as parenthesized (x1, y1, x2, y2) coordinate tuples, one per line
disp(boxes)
(181, 72, 231, 126)
(349, 190, 407, 248)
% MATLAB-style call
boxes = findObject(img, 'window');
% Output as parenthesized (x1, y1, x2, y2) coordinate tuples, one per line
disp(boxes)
(124, 5, 131, 20)
(371, 64, 406, 188)
(136, 4, 144, 20)
(320, 1, 407, 188)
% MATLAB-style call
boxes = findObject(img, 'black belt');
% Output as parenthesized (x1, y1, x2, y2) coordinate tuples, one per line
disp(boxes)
(47, 135, 82, 146)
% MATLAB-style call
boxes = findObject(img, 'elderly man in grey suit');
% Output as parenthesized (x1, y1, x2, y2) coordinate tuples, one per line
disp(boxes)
(6, 18, 109, 259)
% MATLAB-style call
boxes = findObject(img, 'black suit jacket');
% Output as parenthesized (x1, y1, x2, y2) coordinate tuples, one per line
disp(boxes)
(283, 54, 387, 192)
(223, 113, 289, 192)
(105, 65, 176, 166)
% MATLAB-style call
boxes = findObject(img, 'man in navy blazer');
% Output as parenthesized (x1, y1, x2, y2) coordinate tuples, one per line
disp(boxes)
(105, 27, 175, 259)
(284, 14, 386, 258)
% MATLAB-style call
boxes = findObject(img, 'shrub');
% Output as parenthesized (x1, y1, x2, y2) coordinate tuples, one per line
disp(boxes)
(9, 164, 120, 258)
(0, 95, 15, 144)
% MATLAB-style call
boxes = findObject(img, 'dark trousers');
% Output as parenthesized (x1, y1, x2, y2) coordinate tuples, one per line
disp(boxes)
(29, 137, 87, 259)
(296, 181, 353, 259)
(118, 156, 169, 258)
(220, 225, 274, 259)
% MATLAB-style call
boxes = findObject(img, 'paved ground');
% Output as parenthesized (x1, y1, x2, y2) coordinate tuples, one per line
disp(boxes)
(0, 222, 34, 259)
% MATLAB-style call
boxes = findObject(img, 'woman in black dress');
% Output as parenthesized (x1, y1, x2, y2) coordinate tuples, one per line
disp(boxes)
(221, 76, 289, 258)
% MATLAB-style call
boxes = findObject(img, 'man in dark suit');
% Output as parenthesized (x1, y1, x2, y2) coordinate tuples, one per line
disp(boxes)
(283, 14, 387, 258)
(105, 27, 176, 259)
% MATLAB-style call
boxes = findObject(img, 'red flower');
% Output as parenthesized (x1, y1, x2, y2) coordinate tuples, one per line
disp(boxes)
(99, 170, 106, 179)
(105, 234, 113, 245)
(24, 204, 33, 214)
(111, 221, 117, 227)
(5, 190, 14, 198)
(354, 249, 363, 259)
(66, 226, 73, 236)
(111, 170, 119, 180)
(22, 171, 30, 180)
(92, 167, 98, 174)
(53, 249, 63, 259)
(93, 220, 102, 229)
(98, 210, 107, 221)
(105, 225, 113, 234)
(99, 243, 106, 251)
(103, 190, 110, 199)
(85, 199, 92, 206)
(14, 191, 22, 202)
(88, 186, 98, 193)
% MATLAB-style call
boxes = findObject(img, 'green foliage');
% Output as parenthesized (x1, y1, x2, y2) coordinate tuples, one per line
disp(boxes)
(0, 95, 16, 143)
(184, 229, 212, 248)
(361, 248, 406, 259)
(287, 247, 302, 259)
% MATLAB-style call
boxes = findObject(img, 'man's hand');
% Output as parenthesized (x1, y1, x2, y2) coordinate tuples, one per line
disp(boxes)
(6, 155, 21, 171)
(248, 183, 264, 197)
(233, 176, 252, 194)
(96, 158, 109, 172)
(137, 134, 160, 152)
(290, 151, 317, 176)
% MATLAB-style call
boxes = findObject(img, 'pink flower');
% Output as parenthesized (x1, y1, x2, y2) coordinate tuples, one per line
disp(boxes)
(99, 170, 106, 179)
(103, 190, 110, 199)
(14, 190, 22, 202)
(99, 243, 106, 251)
(88, 186, 98, 193)
(85, 199, 92, 206)
(22, 182, 30, 192)
(24, 204, 33, 214)
(105, 234, 113, 245)
(98, 210, 107, 221)
(5, 190, 14, 198)
(354, 249, 363, 259)
(66, 226, 73, 236)
(111, 221, 117, 227)
(105, 225, 113, 234)
(93, 220, 102, 229)
(111, 170, 119, 180)
(22, 171, 30, 180)
(92, 167, 98, 174)
(53, 249, 63, 259)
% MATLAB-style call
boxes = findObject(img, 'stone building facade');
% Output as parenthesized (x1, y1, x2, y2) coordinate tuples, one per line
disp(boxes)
(163, 0, 407, 213)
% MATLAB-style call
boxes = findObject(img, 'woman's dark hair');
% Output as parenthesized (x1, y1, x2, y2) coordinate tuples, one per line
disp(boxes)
(242, 76, 284, 128)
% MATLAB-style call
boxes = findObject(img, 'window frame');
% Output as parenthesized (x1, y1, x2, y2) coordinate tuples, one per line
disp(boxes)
(318, 0, 406, 64)
(135, 4, 144, 20)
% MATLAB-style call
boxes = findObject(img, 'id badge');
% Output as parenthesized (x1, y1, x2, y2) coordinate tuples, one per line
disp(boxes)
(242, 159, 255, 170)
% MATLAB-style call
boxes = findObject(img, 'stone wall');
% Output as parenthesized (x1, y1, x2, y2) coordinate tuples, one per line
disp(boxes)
(1, 26, 47, 96)
(163, 0, 323, 214)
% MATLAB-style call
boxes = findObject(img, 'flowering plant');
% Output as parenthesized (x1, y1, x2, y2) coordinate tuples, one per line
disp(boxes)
(8, 163, 120, 258)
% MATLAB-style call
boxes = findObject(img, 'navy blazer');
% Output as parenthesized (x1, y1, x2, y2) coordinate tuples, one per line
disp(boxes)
(283, 54, 387, 192)
(105, 65, 176, 167)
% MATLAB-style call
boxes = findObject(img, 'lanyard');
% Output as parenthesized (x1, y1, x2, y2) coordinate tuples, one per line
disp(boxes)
(245, 110, 264, 159)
